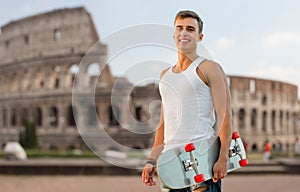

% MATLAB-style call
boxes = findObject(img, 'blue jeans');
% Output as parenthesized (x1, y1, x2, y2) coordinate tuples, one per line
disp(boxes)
(167, 179, 221, 192)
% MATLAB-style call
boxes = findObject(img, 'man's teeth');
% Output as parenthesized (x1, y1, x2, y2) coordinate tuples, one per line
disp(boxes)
(180, 39, 189, 42)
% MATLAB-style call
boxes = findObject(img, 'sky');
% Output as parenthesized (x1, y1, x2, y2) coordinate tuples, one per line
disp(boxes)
(1, 0, 300, 95)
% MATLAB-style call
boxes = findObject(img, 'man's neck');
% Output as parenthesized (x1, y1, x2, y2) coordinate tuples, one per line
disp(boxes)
(175, 51, 199, 71)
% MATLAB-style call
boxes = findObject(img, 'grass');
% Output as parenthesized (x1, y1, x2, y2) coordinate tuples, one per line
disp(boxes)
(0, 149, 97, 158)
(0, 149, 297, 160)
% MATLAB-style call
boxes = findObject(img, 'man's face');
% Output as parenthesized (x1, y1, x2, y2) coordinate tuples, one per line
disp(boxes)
(174, 17, 203, 53)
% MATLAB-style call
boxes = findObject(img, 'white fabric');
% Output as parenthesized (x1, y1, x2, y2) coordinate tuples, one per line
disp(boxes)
(159, 57, 215, 152)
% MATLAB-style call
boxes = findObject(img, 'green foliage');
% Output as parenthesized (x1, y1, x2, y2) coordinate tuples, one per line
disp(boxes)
(19, 120, 38, 149)
(24, 149, 96, 158)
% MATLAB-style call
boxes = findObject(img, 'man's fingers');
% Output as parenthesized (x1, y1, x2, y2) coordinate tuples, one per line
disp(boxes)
(142, 166, 157, 186)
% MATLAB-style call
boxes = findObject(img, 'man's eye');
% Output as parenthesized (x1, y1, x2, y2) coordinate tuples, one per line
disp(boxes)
(187, 28, 195, 32)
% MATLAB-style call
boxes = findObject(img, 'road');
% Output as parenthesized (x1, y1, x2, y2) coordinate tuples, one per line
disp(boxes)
(0, 175, 299, 192)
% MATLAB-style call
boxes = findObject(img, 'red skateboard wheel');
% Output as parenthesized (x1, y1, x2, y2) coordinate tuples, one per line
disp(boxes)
(232, 132, 240, 139)
(239, 159, 249, 166)
(185, 143, 195, 152)
(194, 174, 205, 183)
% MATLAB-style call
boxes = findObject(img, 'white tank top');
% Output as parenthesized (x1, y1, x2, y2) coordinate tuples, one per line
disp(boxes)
(159, 57, 215, 152)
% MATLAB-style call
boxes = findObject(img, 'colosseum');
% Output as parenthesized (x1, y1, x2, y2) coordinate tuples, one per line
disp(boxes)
(0, 7, 299, 153)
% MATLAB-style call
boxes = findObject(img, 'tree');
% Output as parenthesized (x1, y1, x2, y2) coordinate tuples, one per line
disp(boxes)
(19, 120, 38, 149)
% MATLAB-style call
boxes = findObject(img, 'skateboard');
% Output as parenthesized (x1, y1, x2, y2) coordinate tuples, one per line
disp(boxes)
(157, 132, 248, 189)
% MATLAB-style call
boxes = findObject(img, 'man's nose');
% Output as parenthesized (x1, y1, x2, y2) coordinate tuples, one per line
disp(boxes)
(180, 29, 189, 36)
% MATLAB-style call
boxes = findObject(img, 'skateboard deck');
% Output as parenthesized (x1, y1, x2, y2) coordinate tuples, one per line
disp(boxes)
(157, 132, 248, 189)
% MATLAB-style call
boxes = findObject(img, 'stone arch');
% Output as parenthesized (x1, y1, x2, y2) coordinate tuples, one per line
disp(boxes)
(251, 108, 257, 129)
(49, 66, 61, 89)
(262, 95, 267, 105)
(49, 106, 58, 127)
(2, 108, 7, 127)
(108, 105, 120, 126)
(67, 64, 79, 88)
(34, 107, 42, 127)
(22, 70, 30, 91)
(249, 79, 256, 94)
(35, 69, 45, 89)
(21, 108, 28, 125)
(238, 108, 246, 129)
(11, 108, 17, 126)
(54, 28, 61, 41)
(67, 105, 76, 127)
(272, 110, 276, 134)
(292, 112, 298, 134)
(87, 63, 100, 76)
(280, 110, 283, 134)
(135, 106, 143, 122)
(286, 111, 290, 131)
(67, 144, 77, 150)
(262, 111, 267, 132)
(11, 72, 18, 92)
(251, 143, 258, 152)
(87, 63, 101, 86)
(49, 144, 58, 151)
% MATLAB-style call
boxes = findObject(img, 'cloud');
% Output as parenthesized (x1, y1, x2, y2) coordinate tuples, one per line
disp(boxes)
(263, 31, 300, 48)
(249, 61, 300, 87)
(214, 37, 236, 49)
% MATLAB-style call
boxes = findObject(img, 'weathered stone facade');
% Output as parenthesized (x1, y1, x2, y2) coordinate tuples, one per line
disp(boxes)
(229, 76, 300, 152)
(0, 7, 158, 151)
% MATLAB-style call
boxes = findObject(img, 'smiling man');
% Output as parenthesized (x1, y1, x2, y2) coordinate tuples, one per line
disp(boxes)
(142, 10, 233, 192)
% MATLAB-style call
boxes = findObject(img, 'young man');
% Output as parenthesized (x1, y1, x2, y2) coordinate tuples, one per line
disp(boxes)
(142, 10, 232, 192)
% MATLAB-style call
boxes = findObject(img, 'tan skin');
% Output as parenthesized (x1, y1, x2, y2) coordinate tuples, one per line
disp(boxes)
(142, 17, 233, 190)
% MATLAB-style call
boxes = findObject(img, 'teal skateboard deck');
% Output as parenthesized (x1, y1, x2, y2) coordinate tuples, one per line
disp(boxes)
(157, 132, 248, 189)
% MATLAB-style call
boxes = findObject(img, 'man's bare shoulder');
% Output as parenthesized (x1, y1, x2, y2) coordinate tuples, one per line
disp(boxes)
(199, 59, 226, 82)
(200, 59, 224, 74)
(201, 59, 222, 70)
(160, 67, 171, 79)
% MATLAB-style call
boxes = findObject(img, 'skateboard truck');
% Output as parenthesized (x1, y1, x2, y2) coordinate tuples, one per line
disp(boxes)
(183, 143, 205, 183)
(230, 132, 249, 167)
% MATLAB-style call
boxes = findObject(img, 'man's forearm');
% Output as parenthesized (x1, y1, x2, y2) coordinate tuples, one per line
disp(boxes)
(218, 115, 232, 161)
(148, 123, 165, 161)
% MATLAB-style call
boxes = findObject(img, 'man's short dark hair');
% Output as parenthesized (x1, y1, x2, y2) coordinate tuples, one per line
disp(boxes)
(174, 10, 203, 34)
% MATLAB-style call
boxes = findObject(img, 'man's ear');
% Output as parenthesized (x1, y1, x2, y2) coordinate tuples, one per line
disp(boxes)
(198, 33, 204, 42)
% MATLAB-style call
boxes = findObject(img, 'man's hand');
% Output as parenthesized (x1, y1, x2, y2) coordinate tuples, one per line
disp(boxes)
(142, 164, 157, 186)
(212, 158, 227, 182)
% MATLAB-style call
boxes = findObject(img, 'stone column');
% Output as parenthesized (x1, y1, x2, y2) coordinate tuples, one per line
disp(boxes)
(266, 109, 272, 136)
(256, 109, 262, 135)
(43, 67, 51, 90)
(232, 108, 239, 132)
(28, 68, 35, 91)
(41, 105, 49, 131)
(7, 106, 11, 129)
(282, 111, 287, 136)
(59, 65, 68, 90)
(275, 110, 281, 135)
(245, 107, 251, 135)
(17, 69, 22, 92)
(58, 103, 67, 132)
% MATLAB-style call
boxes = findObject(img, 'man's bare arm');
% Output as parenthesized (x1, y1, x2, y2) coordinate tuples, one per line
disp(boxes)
(201, 60, 233, 181)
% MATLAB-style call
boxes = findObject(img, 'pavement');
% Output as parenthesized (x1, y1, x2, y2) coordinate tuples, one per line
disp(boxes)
(0, 157, 300, 192)
(0, 175, 299, 192)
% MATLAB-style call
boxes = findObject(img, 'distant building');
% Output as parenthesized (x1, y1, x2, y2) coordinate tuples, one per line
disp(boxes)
(229, 76, 300, 152)
(0, 7, 159, 151)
